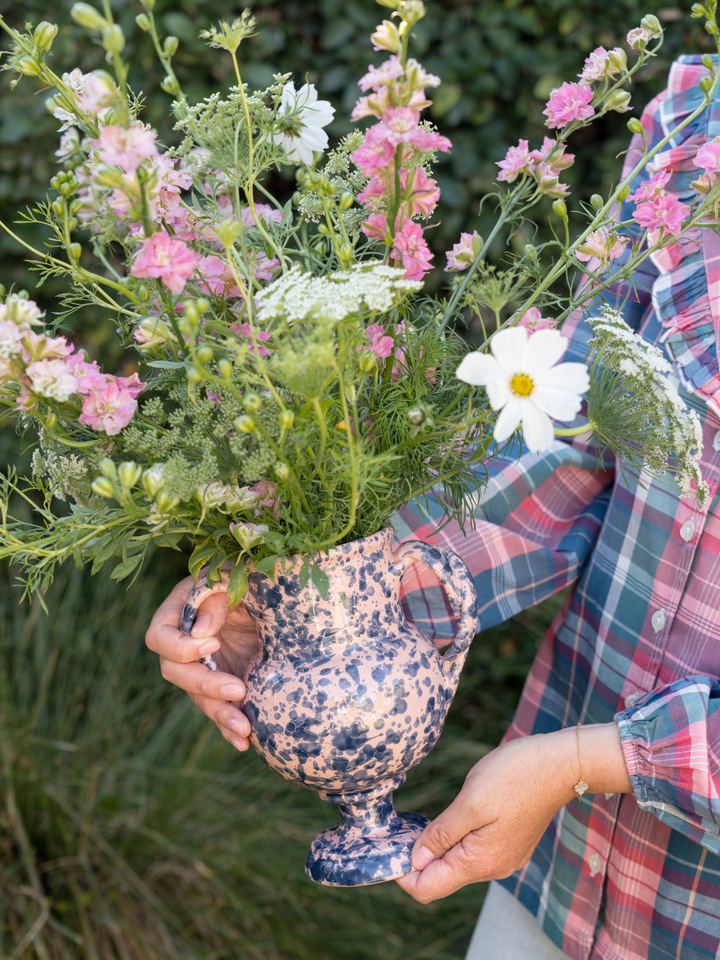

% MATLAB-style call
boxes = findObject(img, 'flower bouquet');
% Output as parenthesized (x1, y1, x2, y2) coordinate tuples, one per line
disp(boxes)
(0, 0, 718, 885)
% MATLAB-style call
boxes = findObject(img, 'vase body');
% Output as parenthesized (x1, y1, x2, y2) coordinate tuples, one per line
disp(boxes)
(182, 527, 478, 886)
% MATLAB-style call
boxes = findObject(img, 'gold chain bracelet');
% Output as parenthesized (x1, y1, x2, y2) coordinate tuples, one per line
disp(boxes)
(574, 722, 589, 802)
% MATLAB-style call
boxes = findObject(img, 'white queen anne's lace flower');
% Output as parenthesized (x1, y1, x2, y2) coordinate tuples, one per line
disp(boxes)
(456, 327, 590, 452)
(271, 82, 335, 166)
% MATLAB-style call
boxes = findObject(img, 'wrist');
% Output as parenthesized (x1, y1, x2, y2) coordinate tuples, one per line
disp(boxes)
(547, 722, 632, 800)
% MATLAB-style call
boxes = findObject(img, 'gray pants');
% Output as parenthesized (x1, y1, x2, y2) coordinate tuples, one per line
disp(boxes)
(465, 882, 571, 959)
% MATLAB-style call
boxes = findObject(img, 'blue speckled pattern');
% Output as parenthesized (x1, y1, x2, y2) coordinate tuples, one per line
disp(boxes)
(181, 528, 478, 886)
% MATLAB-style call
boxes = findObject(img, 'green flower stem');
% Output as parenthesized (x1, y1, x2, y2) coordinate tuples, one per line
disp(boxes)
(143, 8, 186, 110)
(316, 364, 358, 548)
(311, 398, 328, 477)
(554, 421, 594, 437)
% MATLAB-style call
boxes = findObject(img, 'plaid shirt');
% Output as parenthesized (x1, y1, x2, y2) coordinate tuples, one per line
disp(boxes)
(397, 57, 720, 960)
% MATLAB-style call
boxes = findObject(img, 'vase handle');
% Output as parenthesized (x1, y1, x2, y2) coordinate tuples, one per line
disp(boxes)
(391, 539, 478, 678)
(180, 567, 232, 672)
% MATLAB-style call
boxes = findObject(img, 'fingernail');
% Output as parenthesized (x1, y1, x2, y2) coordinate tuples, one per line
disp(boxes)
(198, 639, 220, 656)
(412, 845, 435, 871)
(230, 738, 245, 751)
(191, 613, 211, 637)
(220, 682, 245, 699)
(227, 716, 249, 736)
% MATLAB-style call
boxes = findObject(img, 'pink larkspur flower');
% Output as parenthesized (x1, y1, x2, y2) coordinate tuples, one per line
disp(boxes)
(515, 308, 557, 333)
(629, 171, 671, 203)
(497, 140, 534, 183)
(358, 56, 404, 92)
(627, 26, 659, 50)
(131, 233, 200, 295)
(391, 219, 433, 281)
(576, 228, 629, 267)
(357, 167, 439, 219)
(109, 372, 145, 399)
(404, 59, 441, 90)
(381, 106, 422, 145)
(21, 331, 71, 363)
(79, 381, 137, 435)
(528, 137, 575, 173)
(535, 162, 570, 198)
(96, 122, 157, 173)
(693, 138, 720, 176)
(543, 82, 595, 129)
(0, 320, 25, 359)
(446, 232, 482, 271)
(66, 352, 105, 394)
(362, 213, 390, 242)
(364, 324, 394, 359)
(578, 46, 624, 83)
(240, 203, 283, 227)
(410, 128, 452, 153)
(54, 70, 119, 130)
(197, 255, 243, 299)
(231, 323, 273, 357)
(351, 87, 392, 122)
(353, 126, 397, 176)
(25, 359, 78, 402)
(633, 194, 690, 241)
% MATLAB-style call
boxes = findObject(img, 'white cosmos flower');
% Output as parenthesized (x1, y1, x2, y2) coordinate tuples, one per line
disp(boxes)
(456, 327, 590, 453)
(271, 82, 335, 166)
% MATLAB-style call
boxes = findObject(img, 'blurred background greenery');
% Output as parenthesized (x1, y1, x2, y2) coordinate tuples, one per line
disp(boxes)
(0, 0, 707, 955)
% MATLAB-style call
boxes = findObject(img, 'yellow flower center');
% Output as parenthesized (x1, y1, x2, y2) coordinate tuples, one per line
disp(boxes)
(510, 373, 535, 397)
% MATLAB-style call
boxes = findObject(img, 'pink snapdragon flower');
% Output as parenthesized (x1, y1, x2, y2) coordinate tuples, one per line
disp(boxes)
(363, 324, 394, 359)
(358, 56, 405, 92)
(633, 194, 690, 241)
(515, 308, 557, 333)
(693, 137, 720, 175)
(131, 233, 200, 295)
(79, 381, 137, 435)
(543, 82, 595, 129)
(576, 228, 629, 267)
(96, 122, 158, 173)
(25, 359, 78, 402)
(629, 171, 672, 203)
(446, 232, 483, 271)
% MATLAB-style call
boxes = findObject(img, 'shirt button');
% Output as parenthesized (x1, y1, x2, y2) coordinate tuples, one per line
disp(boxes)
(714, 430, 720, 452)
(588, 854, 602, 877)
(680, 520, 695, 542)
(651, 610, 666, 633)
(624, 692, 640, 708)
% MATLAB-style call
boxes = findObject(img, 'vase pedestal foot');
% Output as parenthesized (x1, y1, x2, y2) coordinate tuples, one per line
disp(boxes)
(305, 775, 430, 887)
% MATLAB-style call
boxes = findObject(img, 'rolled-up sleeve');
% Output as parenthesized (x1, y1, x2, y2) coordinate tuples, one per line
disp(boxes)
(616, 677, 720, 855)
(394, 440, 614, 641)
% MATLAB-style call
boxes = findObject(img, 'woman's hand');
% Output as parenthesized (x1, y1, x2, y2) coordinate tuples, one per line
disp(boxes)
(397, 723, 632, 903)
(145, 574, 260, 752)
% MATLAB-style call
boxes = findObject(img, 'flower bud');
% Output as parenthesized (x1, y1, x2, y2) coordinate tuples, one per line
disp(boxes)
(230, 521, 269, 550)
(161, 75, 180, 96)
(92, 476, 116, 498)
(34, 22, 59, 53)
(702, 54, 715, 72)
(163, 35, 179, 56)
(408, 406, 426, 426)
(69, 243, 82, 261)
(371, 19, 401, 53)
(215, 219, 242, 247)
(118, 461, 142, 489)
(102, 24, 125, 53)
(552, 199, 568, 218)
(700, 76, 714, 94)
(616, 185, 631, 201)
(69, 199, 83, 215)
(155, 491, 179, 513)
(607, 47, 627, 72)
(46, 411, 57, 429)
(523, 243, 536, 258)
(243, 393, 262, 413)
(705, 19, 719, 35)
(274, 462, 290, 481)
(71, 3, 108, 30)
(218, 359, 233, 381)
(692, 3, 709, 16)
(142, 465, 165, 497)
(357, 351, 377, 373)
(590, 194, 604, 210)
(627, 117, 644, 134)
(376, 0, 402, 7)
(605, 89, 632, 114)
(401, 0, 427, 27)
(279, 409, 295, 430)
(99, 458, 118, 480)
(142, 0, 156, 9)
(51, 199, 65, 217)
(136, 13, 152, 31)
(186, 365, 203, 383)
(338, 242, 354, 262)
(138, 285, 150, 302)
(196, 344, 214, 364)
(640, 14, 662, 38)
(16, 57, 41, 77)
(235, 415, 256, 433)
(339, 191, 355, 210)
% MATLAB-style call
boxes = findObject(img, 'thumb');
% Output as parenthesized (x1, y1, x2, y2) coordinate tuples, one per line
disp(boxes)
(190, 591, 235, 639)
(411, 787, 484, 872)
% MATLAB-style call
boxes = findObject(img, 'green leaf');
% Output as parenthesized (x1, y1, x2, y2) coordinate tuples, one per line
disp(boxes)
(310, 562, 329, 599)
(298, 558, 310, 590)
(189, 538, 217, 580)
(255, 554, 279, 581)
(207, 550, 226, 585)
(72, 543, 83, 570)
(154, 531, 183, 550)
(227, 562, 249, 605)
(110, 554, 143, 581)
(146, 360, 187, 369)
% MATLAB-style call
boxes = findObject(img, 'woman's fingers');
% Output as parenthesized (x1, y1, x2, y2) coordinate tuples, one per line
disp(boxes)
(159, 657, 247, 701)
(188, 591, 236, 639)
